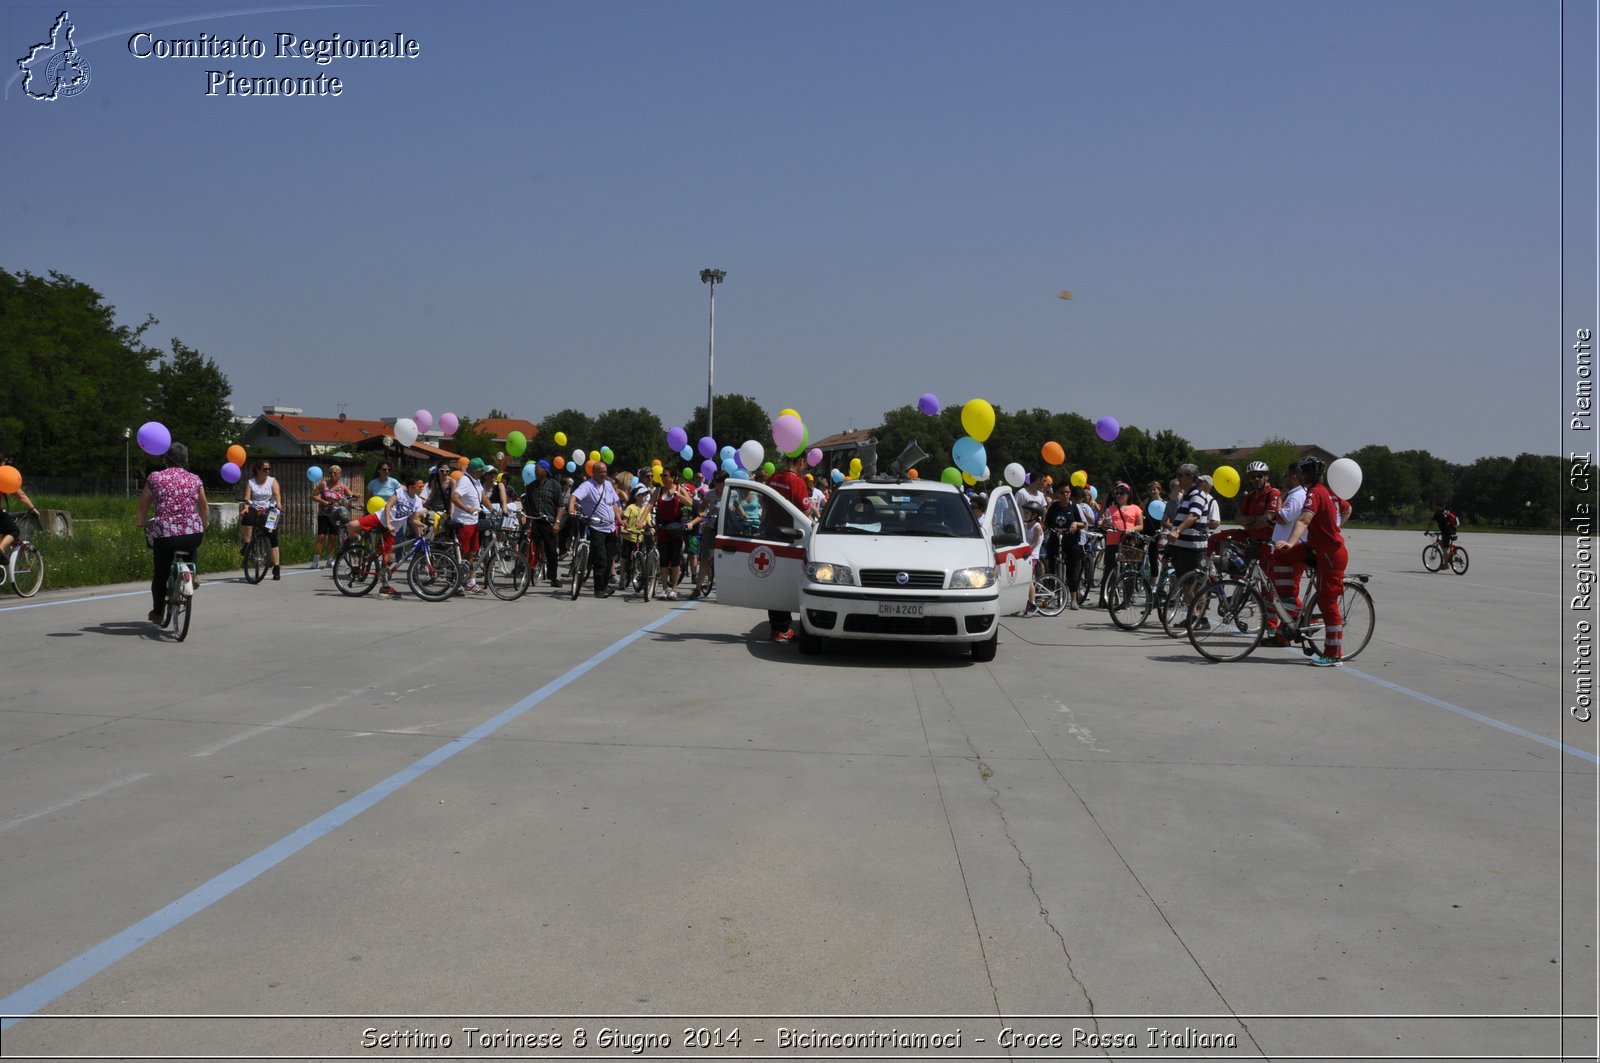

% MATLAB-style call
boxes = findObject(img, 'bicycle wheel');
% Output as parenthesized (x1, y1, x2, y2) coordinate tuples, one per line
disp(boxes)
(332, 542, 381, 597)
(488, 550, 531, 600)
(1303, 581, 1376, 662)
(242, 535, 268, 585)
(11, 543, 44, 598)
(1449, 547, 1469, 575)
(1421, 543, 1442, 572)
(166, 567, 193, 642)
(1161, 569, 1208, 639)
(569, 540, 589, 600)
(407, 549, 461, 602)
(640, 548, 659, 602)
(1034, 574, 1067, 616)
(1106, 568, 1153, 631)
(1074, 553, 1096, 605)
(1187, 579, 1264, 662)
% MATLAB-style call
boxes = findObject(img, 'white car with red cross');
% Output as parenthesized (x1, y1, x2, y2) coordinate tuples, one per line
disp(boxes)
(712, 476, 1033, 660)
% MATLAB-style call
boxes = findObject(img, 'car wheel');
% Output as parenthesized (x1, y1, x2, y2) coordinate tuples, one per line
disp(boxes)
(796, 623, 824, 656)
(970, 630, 998, 662)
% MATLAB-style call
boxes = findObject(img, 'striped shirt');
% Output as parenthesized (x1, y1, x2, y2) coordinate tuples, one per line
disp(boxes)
(1172, 487, 1210, 550)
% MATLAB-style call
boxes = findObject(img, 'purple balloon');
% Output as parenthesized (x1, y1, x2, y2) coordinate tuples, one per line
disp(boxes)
(220, 462, 242, 484)
(414, 409, 433, 434)
(700, 458, 717, 481)
(918, 393, 941, 416)
(666, 426, 689, 453)
(440, 412, 459, 436)
(805, 447, 823, 467)
(136, 421, 171, 457)
(698, 436, 718, 459)
(1095, 416, 1120, 442)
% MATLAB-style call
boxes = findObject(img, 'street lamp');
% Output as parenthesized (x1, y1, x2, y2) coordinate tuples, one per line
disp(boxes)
(700, 268, 725, 441)
(123, 427, 131, 497)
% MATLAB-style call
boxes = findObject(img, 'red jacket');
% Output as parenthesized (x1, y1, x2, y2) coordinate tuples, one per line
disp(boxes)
(768, 470, 809, 510)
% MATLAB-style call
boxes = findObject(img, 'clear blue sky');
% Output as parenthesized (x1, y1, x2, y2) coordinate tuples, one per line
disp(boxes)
(4, 1, 1572, 464)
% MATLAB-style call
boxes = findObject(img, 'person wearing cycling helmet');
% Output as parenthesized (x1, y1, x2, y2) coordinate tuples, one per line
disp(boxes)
(1210, 460, 1281, 563)
(621, 482, 654, 593)
(1275, 455, 1353, 666)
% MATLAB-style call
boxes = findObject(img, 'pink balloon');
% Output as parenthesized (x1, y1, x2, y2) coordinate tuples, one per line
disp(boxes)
(806, 447, 822, 467)
(440, 412, 459, 436)
(771, 414, 804, 454)
(414, 409, 433, 434)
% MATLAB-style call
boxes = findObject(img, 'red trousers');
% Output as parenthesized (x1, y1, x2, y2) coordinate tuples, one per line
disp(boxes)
(1311, 543, 1348, 658)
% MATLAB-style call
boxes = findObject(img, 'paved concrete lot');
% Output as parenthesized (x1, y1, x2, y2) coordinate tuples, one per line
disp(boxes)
(1, 529, 1594, 1061)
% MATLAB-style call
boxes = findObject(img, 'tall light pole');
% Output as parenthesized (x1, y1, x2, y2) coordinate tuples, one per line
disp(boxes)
(700, 268, 725, 441)
(123, 427, 131, 497)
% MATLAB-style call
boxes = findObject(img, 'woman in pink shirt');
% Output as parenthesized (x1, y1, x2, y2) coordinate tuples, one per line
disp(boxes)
(1097, 482, 1143, 606)
(136, 442, 209, 624)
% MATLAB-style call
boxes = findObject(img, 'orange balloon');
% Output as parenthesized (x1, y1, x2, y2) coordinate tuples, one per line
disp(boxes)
(0, 465, 20, 494)
(1041, 441, 1065, 466)
(450, 470, 463, 481)
(457, 457, 470, 470)
(553, 455, 565, 470)
(907, 468, 919, 479)
(585, 460, 595, 477)
(226, 444, 246, 467)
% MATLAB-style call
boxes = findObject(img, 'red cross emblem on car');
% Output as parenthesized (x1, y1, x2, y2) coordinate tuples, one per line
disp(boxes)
(749, 546, 775, 578)
(1005, 555, 1018, 580)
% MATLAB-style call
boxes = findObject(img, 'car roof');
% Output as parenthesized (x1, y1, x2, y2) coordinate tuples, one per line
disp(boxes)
(835, 478, 964, 494)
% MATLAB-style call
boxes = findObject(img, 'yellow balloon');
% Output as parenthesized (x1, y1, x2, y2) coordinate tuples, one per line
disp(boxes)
(554, 431, 567, 447)
(588, 450, 600, 462)
(1213, 465, 1241, 499)
(961, 398, 996, 443)
(652, 468, 662, 484)
(780, 408, 799, 419)
(1071, 470, 1088, 488)
(962, 471, 976, 486)
(367, 496, 385, 515)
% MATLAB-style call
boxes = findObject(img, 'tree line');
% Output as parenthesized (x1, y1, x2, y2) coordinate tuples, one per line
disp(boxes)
(2, 267, 1576, 529)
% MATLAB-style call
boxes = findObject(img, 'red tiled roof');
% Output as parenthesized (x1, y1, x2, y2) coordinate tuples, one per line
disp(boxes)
(812, 428, 876, 449)
(456, 418, 540, 443)
(262, 414, 393, 444)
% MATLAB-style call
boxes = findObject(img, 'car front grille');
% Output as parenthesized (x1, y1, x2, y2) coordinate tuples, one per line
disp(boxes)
(841, 614, 959, 636)
(858, 569, 945, 589)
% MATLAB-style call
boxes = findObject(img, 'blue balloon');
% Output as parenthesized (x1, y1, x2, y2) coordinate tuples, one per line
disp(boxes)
(522, 462, 538, 484)
(729, 467, 750, 480)
(951, 436, 986, 477)
(307, 465, 324, 484)
(831, 468, 844, 483)
(721, 457, 740, 474)
(679, 445, 693, 462)
(1148, 499, 1166, 521)
(720, 445, 736, 464)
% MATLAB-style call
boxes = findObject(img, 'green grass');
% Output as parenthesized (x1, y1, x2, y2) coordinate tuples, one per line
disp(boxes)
(18, 495, 315, 591)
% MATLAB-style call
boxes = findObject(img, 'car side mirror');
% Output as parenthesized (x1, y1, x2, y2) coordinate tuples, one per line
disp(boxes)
(777, 526, 804, 542)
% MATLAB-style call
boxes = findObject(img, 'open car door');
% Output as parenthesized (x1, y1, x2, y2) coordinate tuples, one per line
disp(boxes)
(713, 479, 810, 614)
(985, 487, 1032, 616)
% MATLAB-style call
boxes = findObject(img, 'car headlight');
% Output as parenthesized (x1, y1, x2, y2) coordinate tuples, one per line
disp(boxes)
(805, 562, 855, 585)
(948, 566, 995, 589)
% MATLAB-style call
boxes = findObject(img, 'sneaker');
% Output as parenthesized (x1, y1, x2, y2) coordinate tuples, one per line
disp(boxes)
(665, 590, 679, 600)
(702, 588, 716, 601)
(272, 567, 281, 581)
(1023, 602, 1038, 616)
(1191, 617, 1211, 631)
(148, 609, 164, 624)
(310, 558, 320, 570)
(1309, 654, 1343, 668)
(770, 629, 795, 642)
(380, 586, 401, 598)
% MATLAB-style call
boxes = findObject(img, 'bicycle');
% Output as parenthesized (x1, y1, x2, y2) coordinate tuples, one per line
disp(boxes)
(1105, 532, 1163, 631)
(1160, 542, 1227, 639)
(1031, 529, 1070, 617)
(332, 526, 388, 597)
(160, 550, 197, 642)
(0, 537, 44, 598)
(1184, 543, 1376, 663)
(1074, 527, 1104, 606)
(1422, 531, 1468, 575)
(568, 523, 596, 600)
(405, 518, 465, 602)
(623, 534, 660, 602)
(241, 504, 279, 585)
(486, 517, 533, 600)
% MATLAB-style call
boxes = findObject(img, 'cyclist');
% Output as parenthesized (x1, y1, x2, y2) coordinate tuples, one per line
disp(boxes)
(1064, 485, 1096, 609)
(1163, 464, 1209, 627)
(621, 483, 654, 593)
(136, 442, 208, 625)
(567, 460, 621, 598)
(654, 468, 694, 600)
(521, 461, 564, 587)
(1209, 460, 1280, 568)
(687, 470, 727, 600)
(0, 458, 42, 561)
(1428, 499, 1459, 567)
(1022, 499, 1046, 615)
(1097, 482, 1142, 606)
(348, 469, 428, 598)
(1275, 456, 1352, 666)
(452, 458, 487, 594)
(311, 464, 351, 570)
(240, 459, 283, 580)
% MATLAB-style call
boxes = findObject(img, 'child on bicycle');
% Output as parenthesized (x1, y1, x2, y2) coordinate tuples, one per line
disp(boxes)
(621, 483, 653, 593)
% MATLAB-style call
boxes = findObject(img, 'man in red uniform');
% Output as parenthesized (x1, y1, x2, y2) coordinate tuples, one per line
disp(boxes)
(763, 456, 812, 642)
(1275, 456, 1352, 666)
(1209, 460, 1281, 568)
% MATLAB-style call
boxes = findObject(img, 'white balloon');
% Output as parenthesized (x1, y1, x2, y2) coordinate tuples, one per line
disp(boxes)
(393, 417, 418, 448)
(1004, 462, 1025, 489)
(1327, 457, 1363, 498)
(738, 440, 764, 472)
(572, 448, 584, 466)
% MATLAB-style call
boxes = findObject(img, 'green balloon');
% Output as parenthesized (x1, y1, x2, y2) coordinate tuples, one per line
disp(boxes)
(600, 446, 615, 464)
(683, 467, 693, 481)
(941, 466, 963, 486)
(761, 461, 776, 476)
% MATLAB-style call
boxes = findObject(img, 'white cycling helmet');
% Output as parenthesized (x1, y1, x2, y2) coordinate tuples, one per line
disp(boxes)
(1245, 461, 1269, 474)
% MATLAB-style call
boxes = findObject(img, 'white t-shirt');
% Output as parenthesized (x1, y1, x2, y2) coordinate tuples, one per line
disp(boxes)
(387, 489, 423, 534)
(451, 475, 482, 525)
(246, 476, 277, 508)
(1273, 486, 1307, 543)
(1018, 487, 1047, 513)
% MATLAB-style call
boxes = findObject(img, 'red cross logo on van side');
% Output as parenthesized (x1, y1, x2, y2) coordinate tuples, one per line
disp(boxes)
(749, 545, 776, 579)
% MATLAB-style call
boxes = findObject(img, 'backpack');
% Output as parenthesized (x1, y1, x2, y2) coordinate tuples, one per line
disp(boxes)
(1443, 510, 1459, 529)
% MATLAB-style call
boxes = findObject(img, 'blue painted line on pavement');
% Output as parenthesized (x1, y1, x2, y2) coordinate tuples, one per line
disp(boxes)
(0, 603, 697, 1031)
(0, 590, 146, 613)
(1343, 666, 1598, 764)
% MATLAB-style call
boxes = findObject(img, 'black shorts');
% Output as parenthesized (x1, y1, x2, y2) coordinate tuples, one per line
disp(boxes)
(316, 513, 340, 535)
(0, 511, 19, 541)
(658, 535, 682, 566)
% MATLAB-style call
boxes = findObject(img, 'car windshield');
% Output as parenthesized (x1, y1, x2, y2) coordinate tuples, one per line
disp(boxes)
(817, 488, 982, 538)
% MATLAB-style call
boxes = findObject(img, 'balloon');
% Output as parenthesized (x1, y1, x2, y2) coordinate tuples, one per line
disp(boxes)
(0, 466, 19, 494)
(553, 456, 565, 470)
(960, 398, 996, 442)
(1095, 416, 1121, 442)
(682, 467, 694, 481)
(806, 447, 822, 467)
(221, 462, 242, 484)
(785, 424, 810, 460)
(1041, 441, 1065, 466)
(962, 471, 977, 486)
(679, 445, 693, 462)
(940, 467, 962, 486)
(701, 459, 717, 480)
(722, 457, 740, 475)
(367, 495, 386, 515)
(951, 435, 986, 477)
(699, 436, 718, 459)
(1090, 486, 1099, 501)
(1328, 457, 1363, 498)
(738, 441, 766, 471)
(522, 462, 538, 484)
(307, 465, 324, 484)
(226, 444, 246, 467)
(1071, 470, 1088, 488)
(414, 409, 433, 434)
(506, 431, 527, 456)
(554, 431, 567, 447)
(772, 414, 804, 454)
(779, 408, 800, 419)
(848, 457, 862, 477)
(832, 469, 846, 483)
(584, 460, 595, 477)
(393, 417, 419, 448)
(718, 445, 734, 464)
(451, 469, 463, 482)
(980, 465, 990, 481)
(729, 467, 750, 480)
(440, 412, 459, 436)
(458, 457, 470, 470)
(908, 469, 919, 479)
(761, 461, 775, 476)
(1148, 499, 1166, 521)
(666, 426, 688, 452)
(918, 393, 942, 416)
(572, 448, 584, 465)
(588, 450, 600, 463)
(1004, 462, 1025, 488)
(136, 421, 171, 457)
(1213, 465, 1241, 499)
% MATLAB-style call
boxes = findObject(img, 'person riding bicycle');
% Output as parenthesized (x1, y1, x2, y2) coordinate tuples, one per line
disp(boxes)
(521, 461, 564, 587)
(1163, 464, 1210, 627)
(452, 458, 487, 594)
(1022, 499, 1046, 615)
(1428, 499, 1459, 563)
(1097, 482, 1142, 606)
(240, 459, 284, 580)
(136, 442, 209, 625)
(0, 457, 41, 561)
(621, 483, 654, 593)
(568, 459, 621, 598)
(1209, 460, 1280, 572)
(1275, 455, 1352, 667)
(347, 469, 428, 597)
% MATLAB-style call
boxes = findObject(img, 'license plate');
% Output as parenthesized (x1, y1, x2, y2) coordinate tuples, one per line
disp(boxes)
(878, 601, 924, 617)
